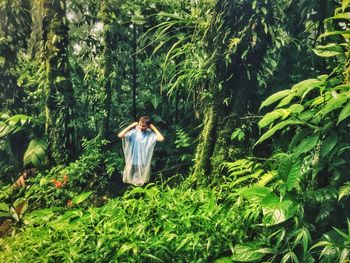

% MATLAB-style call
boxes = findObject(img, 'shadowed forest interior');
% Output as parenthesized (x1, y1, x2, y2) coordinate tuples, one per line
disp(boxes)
(0, 0, 350, 262)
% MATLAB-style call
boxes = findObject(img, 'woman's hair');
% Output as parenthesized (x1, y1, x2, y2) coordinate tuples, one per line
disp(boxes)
(139, 115, 151, 126)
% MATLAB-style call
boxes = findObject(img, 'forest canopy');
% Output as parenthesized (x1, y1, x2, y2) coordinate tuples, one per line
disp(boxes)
(0, 0, 350, 262)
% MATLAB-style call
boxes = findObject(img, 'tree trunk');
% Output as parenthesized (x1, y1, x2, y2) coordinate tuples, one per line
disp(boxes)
(99, 26, 112, 138)
(132, 23, 137, 120)
(192, 0, 275, 179)
(99, 0, 115, 139)
(193, 96, 219, 177)
(43, 0, 76, 164)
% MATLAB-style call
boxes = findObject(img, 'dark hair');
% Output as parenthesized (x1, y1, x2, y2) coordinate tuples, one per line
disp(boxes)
(139, 115, 151, 126)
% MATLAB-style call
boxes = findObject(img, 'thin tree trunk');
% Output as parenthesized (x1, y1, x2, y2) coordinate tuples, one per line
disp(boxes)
(99, 0, 117, 138)
(193, 89, 219, 177)
(132, 23, 137, 120)
(99, 27, 112, 138)
(43, 0, 75, 164)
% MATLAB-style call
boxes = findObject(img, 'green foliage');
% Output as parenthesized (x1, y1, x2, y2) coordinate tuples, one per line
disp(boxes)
(338, 181, 350, 201)
(72, 191, 93, 205)
(23, 139, 47, 168)
(0, 183, 245, 262)
(174, 127, 191, 149)
(311, 221, 350, 263)
(230, 242, 272, 262)
(0, 113, 46, 169)
(242, 1, 350, 262)
(0, 1, 350, 263)
(0, 114, 32, 138)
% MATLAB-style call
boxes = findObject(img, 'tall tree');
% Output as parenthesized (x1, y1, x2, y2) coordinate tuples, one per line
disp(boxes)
(132, 22, 137, 120)
(194, 0, 289, 176)
(43, 0, 76, 164)
(98, 0, 113, 139)
(151, 0, 290, 178)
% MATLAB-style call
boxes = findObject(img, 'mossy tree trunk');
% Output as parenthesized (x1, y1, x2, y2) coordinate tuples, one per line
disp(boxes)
(43, 0, 76, 164)
(193, 86, 220, 177)
(99, 0, 114, 139)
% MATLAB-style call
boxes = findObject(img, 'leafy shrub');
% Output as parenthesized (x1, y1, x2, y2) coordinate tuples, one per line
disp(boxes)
(0, 183, 246, 262)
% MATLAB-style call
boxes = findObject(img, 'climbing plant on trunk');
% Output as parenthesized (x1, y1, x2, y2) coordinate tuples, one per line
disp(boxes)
(150, 0, 290, 178)
(43, 0, 76, 164)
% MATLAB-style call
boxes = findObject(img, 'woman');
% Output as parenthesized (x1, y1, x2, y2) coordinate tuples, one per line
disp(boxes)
(118, 116, 164, 186)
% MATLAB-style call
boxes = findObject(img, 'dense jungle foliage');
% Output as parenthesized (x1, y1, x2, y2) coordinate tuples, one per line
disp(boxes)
(0, 0, 350, 262)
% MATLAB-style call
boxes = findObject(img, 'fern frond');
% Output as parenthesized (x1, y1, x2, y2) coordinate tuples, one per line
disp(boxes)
(310, 187, 338, 203)
(256, 171, 277, 186)
(338, 181, 350, 201)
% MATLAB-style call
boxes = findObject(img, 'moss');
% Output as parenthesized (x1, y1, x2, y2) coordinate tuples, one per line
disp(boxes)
(193, 100, 219, 178)
(43, 0, 75, 165)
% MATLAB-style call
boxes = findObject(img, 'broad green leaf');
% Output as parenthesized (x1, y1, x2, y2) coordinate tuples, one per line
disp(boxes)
(320, 132, 338, 157)
(262, 193, 298, 226)
(239, 186, 270, 203)
(23, 139, 48, 167)
(6, 114, 31, 126)
(334, 84, 350, 92)
(318, 30, 350, 38)
(276, 93, 295, 108)
(289, 128, 313, 150)
(231, 242, 272, 262)
(72, 191, 93, 205)
(331, 12, 350, 20)
(343, 0, 350, 10)
(293, 132, 319, 157)
(259, 89, 291, 110)
(289, 104, 304, 114)
(291, 79, 323, 97)
(286, 160, 302, 191)
(313, 43, 344, 57)
(258, 109, 287, 128)
(255, 119, 302, 146)
(317, 75, 329, 81)
(338, 101, 350, 124)
(318, 93, 348, 117)
(310, 96, 328, 108)
(299, 111, 316, 122)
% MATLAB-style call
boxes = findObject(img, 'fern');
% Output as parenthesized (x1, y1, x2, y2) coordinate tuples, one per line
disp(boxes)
(338, 181, 350, 201)
(256, 171, 277, 186)
(310, 187, 338, 203)
(222, 159, 265, 187)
